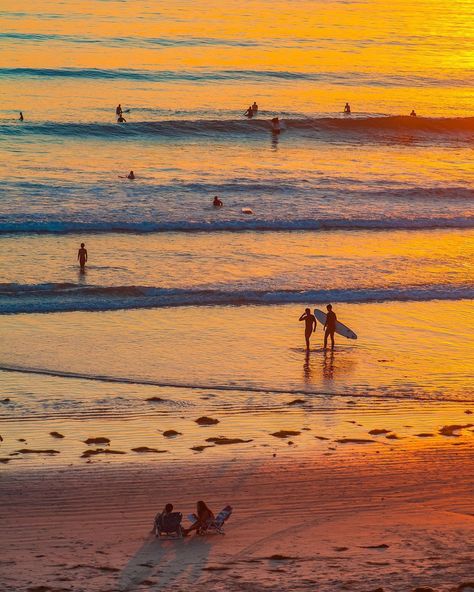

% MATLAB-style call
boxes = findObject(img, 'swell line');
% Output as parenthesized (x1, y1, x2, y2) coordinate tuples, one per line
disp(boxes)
(1, 364, 472, 403)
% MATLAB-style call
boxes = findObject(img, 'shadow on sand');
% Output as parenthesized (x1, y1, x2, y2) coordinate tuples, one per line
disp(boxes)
(118, 533, 213, 591)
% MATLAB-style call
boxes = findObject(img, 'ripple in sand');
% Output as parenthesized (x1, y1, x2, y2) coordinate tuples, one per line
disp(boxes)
(163, 430, 181, 438)
(205, 437, 252, 445)
(191, 445, 215, 452)
(81, 448, 125, 458)
(271, 430, 301, 438)
(195, 416, 219, 425)
(415, 432, 434, 437)
(131, 447, 167, 453)
(335, 438, 376, 444)
(16, 448, 60, 455)
(83, 437, 110, 445)
(439, 424, 473, 437)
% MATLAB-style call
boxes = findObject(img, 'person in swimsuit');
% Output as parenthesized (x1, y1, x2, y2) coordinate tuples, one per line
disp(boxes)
(252, 101, 258, 113)
(116, 104, 122, 117)
(324, 304, 337, 350)
(410, 109, 417, 117)
(117, 114, 126, 123)
(19, 112, 24, 121)
(344, 102, 351, 114)
(77, 243, 88, 270)
(244, 105, 254, 118)
(299, 308, 317, 350)
(127, 170, 135, 179)
(213, 196, 223, 207)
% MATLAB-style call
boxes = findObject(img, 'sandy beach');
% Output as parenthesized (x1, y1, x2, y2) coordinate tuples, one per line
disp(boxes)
(1, 373, 473, 592)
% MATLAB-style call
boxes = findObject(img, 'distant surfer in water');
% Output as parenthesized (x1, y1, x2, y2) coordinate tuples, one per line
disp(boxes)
(127, 170, 135, 179)
(19, 111, 24, 121)
(271, 117, 281, 134)
(213, 196, 223, 207)
(116, 104, 122, 117)
(323, 304, 337, 350)
(299, 308, 317, 351)
(344, 103, 351, 114)
(410, 109, 417, 117)
(252, 101, 258, 113)
(244, 106, 254, 118)
(117, 114, 126, 123)
(77, 243, 88, 270)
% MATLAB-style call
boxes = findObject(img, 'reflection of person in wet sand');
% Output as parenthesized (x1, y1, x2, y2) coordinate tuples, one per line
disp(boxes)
(299, 308, 316, 350)
(322, 350, 335, 380)
(77, 242, 88, 270)
(324, 303, 337, 350)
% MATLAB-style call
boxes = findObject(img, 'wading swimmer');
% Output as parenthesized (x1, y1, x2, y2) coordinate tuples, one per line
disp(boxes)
(344, 102, 351, 114)
(323, 304, 337, 350)
(299, 308, 317, 350)
(116, 104, 122, 117)
(252, 101, 258, 113)
(271, 117, 281, 134)
(410, 109, 417, 117)
(213, 195, 223, 207)
(117, 114, 126, 123)
(244, 105, 254, 118)
(19, 111, 24, 121)
(77, 242, 88, 270)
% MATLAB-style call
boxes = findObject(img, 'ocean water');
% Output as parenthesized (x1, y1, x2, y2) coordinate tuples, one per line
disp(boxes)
(0, 0, 473, 401)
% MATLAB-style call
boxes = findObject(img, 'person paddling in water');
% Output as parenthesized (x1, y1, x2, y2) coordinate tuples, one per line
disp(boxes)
(323, 304, 337, 350)
(213, 195, 223, 207)
(299, 308, 317, 350)
(77, 242, 88, 270)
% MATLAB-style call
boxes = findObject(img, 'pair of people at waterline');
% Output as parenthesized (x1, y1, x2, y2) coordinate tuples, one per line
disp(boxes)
(299, 304, 337, 350)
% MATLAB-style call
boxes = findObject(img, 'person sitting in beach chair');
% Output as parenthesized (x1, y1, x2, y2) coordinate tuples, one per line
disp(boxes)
(154, 503, 183, 537)
(184, 501, 232, 536)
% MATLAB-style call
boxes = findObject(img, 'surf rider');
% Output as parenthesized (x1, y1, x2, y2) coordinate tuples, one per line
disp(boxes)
(410, 109, 417, 117)
(244, 106, 254, 118)
(117, 114, 126, 123)
(213, 196, 223, 207)
(19, 111, 24, 121)
(252, 101, 258, 113)
(299, 308, 317, 351)
(323, 304, 337, 350)
(344, 103, 351, 114)
(127, 170, 135, 179)
(77, 243, 88, 270)
(116, 104, 122, 116)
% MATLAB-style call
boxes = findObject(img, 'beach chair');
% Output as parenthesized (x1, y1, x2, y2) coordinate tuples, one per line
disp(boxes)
(188, 505, 233, 535)
(154, 511, 183, 538)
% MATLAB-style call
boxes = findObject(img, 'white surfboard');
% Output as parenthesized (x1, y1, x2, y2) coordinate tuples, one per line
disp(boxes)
(242, 207, 254, 215)
(314, 309, 357, 340)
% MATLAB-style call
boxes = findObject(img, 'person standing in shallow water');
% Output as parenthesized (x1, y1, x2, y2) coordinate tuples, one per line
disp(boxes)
(299, 308, 317, 350)
(77, 243, 88, 270)
(324, 304, 337, 350)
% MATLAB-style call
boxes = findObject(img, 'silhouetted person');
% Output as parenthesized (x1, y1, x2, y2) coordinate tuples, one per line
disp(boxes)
(244, 106, 253, 118)
(127, 170, 135, 179)
(410, 109, 417, 117)
(117, 114, 126, 123)
(271, 117, 281, 134)
(299, 308, 317, 350)
(116, 104, 122, 116)
(183, 501, 214, 536)
(213, 195, 223, 207)
(252, 101, 258, 113)
(77, 242, 88, 270)
(344, 103, 351, 114)
(324, 304, 337, 350)
(19, 112, 24, 121)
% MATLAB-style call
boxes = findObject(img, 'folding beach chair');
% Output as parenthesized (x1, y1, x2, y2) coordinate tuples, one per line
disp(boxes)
(188, 505, 233, 535)
(154, 511, 183, 538)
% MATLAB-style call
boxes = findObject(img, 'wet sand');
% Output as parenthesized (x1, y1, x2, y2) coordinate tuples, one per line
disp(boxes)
(1, 377, 473, 592)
